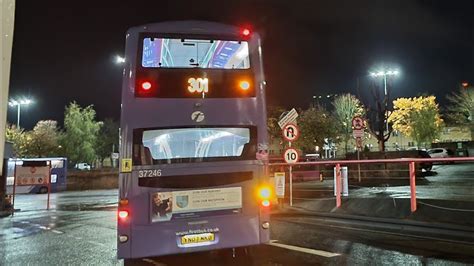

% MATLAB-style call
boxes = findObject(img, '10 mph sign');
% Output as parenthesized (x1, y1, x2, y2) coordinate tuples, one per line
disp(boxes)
(283, 124, 299, 142)
(284, 148, 299, 164)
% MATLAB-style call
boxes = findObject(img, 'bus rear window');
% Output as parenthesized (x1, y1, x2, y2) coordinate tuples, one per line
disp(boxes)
(142, 38, 250, 69)
(134, 127, 257, 164)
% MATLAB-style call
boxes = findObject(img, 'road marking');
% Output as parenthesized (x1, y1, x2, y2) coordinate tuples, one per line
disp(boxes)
(142, 258, 167, 265)
(274, 217, 474, 246)
(267, 240, 340, 258)
(51, 229, 63, 234)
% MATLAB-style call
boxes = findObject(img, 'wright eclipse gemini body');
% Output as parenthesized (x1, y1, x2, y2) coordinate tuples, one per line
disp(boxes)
(117, 21, 271, 259)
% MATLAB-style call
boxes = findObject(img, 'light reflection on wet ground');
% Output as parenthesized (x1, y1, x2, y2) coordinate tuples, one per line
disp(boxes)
(1, 183, 472, 265)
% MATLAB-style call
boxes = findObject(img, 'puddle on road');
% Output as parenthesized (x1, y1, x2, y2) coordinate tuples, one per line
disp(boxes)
(0, 221, 45, 240)
(56, 203, 117, 211)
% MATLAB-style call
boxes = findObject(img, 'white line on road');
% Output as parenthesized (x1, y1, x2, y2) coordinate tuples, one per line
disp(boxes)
(267, 240, 340, 258)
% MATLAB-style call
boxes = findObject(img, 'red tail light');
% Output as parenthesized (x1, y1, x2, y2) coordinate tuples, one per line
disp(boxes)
(141, 81, 152, 91)
(118, 210, 129, 220)
(242, 28, 251, 36)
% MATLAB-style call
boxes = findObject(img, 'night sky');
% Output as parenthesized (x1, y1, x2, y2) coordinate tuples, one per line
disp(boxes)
(7, 0, 473, 129)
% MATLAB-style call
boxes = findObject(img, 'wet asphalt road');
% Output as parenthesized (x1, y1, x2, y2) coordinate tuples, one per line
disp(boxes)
(1, 164, 473, 265)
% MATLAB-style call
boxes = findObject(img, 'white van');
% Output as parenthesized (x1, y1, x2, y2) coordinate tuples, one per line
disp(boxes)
(75, 163, 91, 170)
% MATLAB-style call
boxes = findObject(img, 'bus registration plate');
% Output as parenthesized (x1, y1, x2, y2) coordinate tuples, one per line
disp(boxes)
(180, 233, 215, 245)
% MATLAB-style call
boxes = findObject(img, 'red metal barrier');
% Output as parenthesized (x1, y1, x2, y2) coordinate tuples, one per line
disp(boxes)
(270, 157, 474, 166)
(335, 164, 341, 208)
(409, 161, 417, 212)
(269, 157, 474, 212)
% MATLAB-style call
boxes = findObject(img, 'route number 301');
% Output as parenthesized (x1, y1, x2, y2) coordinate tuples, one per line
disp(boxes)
(188, 78, 209, 93)
(138, 169, 162, 178)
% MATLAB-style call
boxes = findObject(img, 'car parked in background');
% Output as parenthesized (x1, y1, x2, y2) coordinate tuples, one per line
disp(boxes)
(427, 148, 454, 158)
(417, 150, 433, 172)
(74, 163, 91, 170)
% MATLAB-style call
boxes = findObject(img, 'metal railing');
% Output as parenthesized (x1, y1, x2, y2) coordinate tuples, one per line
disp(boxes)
(269, 157, 474, 212)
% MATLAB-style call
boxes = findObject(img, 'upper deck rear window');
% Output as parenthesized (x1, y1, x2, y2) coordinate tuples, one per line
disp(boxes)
(142, 38, 250, 69)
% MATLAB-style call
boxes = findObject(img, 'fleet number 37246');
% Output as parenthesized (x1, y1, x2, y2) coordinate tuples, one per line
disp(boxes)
(138, 169, 162, 177)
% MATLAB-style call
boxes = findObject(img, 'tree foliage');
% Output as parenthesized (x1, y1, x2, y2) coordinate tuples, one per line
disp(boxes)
(5, 125, 30, 157)
(389, 96, 443, 146)
(61, 102, 101, 165)
(96, 118, 119, 165)
(29, 120, 62, 157)
(294, 106, 338, 153)
(332, 94, 365, 153)
(447, 86, 473, 136)
(5, 121, 62, 158)
(267, 106, 287, 143)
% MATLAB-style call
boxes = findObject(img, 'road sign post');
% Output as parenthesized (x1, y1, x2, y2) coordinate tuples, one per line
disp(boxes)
(281, 121, 300, 207)
(352, 116, 366, 183)
(284, 146, 299, 206)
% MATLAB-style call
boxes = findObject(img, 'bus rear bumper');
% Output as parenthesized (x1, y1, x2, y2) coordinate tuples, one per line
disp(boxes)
(117, 215, 269, 259)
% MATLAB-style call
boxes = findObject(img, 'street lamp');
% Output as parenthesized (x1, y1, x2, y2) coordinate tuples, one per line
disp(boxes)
(8, 98, 33, 128)
(369, 69, 399, 97)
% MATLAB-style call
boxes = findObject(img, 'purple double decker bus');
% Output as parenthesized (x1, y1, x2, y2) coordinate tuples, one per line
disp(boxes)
(117, 21, 271, 260)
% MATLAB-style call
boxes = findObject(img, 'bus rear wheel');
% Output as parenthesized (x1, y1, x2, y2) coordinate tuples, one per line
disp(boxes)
(39, 187, 48, 194)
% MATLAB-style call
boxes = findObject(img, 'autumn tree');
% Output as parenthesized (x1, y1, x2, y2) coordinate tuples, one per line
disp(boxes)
(28, 120, 62, 157)
(294, 106, 338, 153)
(389, 96, 443, 147)
(332, 94, 365, 153)
(61, 102, 101, 166)
(447, 86, 474, 139)
(5, 124, 30, 157)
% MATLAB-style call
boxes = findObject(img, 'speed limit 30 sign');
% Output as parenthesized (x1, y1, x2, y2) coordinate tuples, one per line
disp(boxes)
(283, 148, 299, 164)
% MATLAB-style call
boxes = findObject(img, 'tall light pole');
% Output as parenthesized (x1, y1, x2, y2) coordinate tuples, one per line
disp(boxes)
(370, 70, 399, 132)
(370, 70, 399, 98)
(8, 98, 33, 128)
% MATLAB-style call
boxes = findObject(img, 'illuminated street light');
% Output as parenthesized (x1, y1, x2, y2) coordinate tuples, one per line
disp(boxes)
(115, 55, 125, 64)
(369, 69, 399, 96)
(8, 97, 33, 128)
(369, 70, 400, 78)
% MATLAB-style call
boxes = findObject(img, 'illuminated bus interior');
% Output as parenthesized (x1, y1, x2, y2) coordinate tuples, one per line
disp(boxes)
(142, 38, 250, 69)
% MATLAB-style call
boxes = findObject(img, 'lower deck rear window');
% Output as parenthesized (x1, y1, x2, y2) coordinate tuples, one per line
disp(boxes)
(133, 126, 257, 165)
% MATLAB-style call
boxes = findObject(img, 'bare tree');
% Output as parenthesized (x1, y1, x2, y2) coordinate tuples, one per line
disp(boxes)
(447, 86, 474, 139)
(365, 83, 392, 151)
